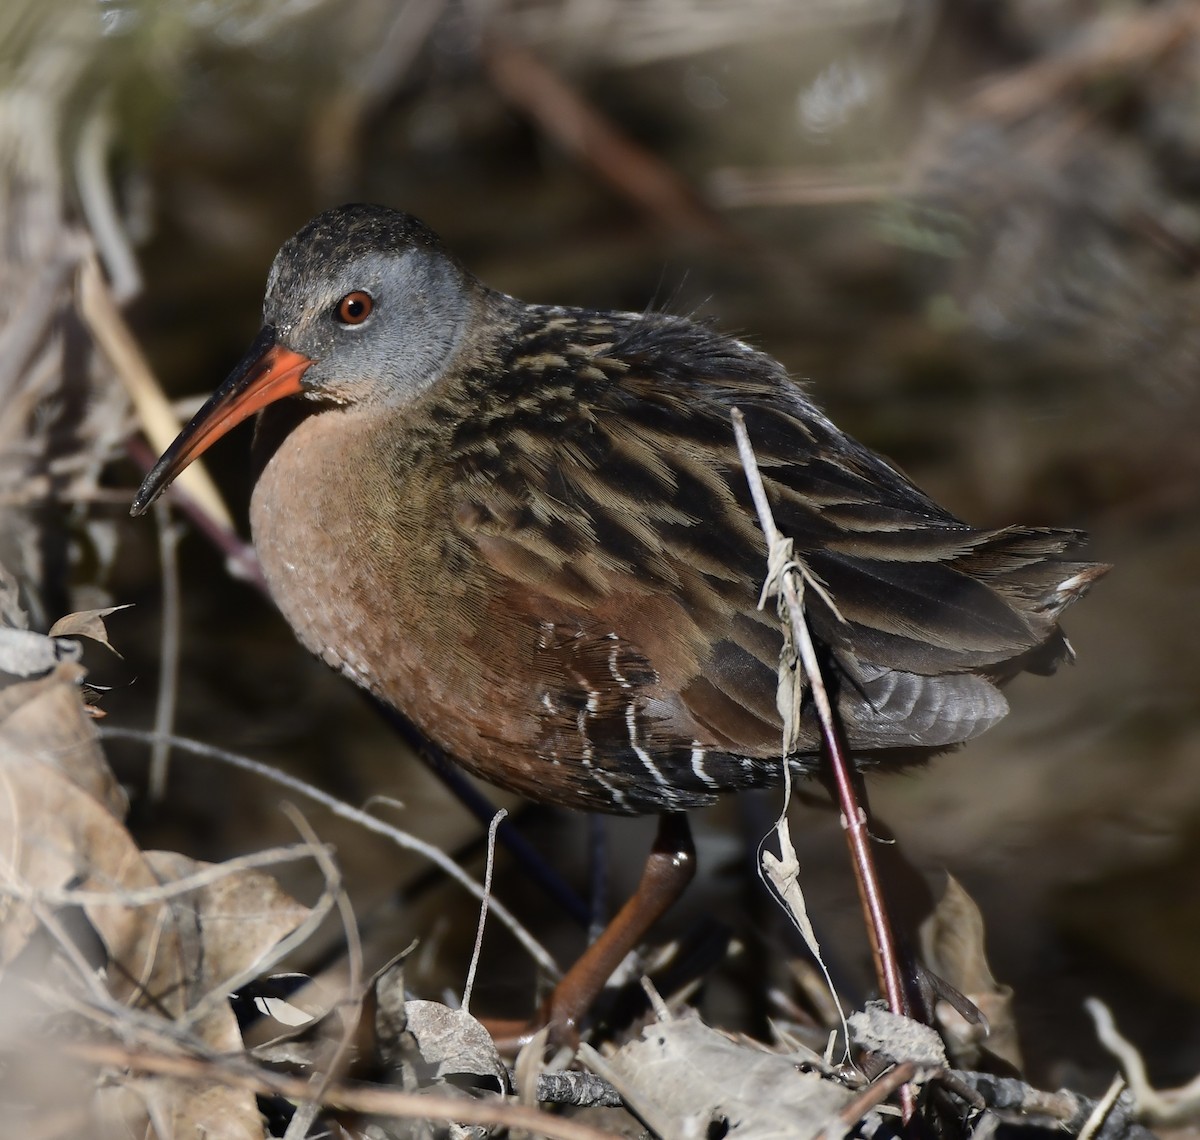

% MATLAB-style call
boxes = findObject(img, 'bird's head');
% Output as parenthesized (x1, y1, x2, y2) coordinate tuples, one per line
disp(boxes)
(131, 203, 476, 517)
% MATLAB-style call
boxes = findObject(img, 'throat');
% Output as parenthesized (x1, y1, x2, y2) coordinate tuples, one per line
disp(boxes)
(251, 399, 321, 486)
(248, 405, 458, 694)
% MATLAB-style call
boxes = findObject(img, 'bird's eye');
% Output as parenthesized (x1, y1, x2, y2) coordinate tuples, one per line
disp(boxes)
(334, 290, 374, 325)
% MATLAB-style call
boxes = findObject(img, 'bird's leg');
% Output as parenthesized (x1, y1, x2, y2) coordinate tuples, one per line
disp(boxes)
(486, 812, 696, 1052)
(544, 811, 695, 1043)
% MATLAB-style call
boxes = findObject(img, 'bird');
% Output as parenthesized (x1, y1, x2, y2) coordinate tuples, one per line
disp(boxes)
(132, 203, 1106, 1040)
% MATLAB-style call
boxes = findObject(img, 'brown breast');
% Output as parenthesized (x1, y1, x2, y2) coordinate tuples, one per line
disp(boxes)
(249, 397, 801, 814)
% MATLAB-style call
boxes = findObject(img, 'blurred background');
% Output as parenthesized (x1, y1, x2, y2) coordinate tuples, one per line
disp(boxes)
(4, 0, 1200, 1098)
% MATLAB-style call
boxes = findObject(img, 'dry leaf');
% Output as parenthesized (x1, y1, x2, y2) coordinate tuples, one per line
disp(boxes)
(598, 1010, 854, 1140)
(0, 716, 188, 1010)
(762, 815, 848, 1055)
(0, 651, 307, 1140)
(48, 603, 131, 655)
(0, 660, 125, 813)
(402, 1000, 509, 1094)
(920, 875, 1022, 1071)
(847, 1003, 948, 1071)
(0, 626, 82, 680)
(128, 1076, 265, 1140)
(143, 850, 312, 1050)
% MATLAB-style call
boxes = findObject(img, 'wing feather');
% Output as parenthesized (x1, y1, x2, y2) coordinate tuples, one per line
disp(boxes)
(440, 305, 1102, 784)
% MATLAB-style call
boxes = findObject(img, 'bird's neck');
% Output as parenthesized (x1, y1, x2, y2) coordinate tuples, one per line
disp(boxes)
(248, 401, 471, 693)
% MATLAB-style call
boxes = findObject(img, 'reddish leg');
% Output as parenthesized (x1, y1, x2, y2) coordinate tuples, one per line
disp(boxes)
(488, 812, 696, 1050)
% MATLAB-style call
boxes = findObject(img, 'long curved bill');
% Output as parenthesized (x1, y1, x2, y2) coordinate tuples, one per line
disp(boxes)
(131, 326, 313, 517)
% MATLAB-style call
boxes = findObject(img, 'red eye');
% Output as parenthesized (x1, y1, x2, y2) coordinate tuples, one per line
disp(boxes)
(334, 290, 373, 325)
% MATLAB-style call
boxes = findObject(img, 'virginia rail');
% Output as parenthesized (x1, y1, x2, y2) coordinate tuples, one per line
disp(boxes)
(132, 203, 1105, 1041)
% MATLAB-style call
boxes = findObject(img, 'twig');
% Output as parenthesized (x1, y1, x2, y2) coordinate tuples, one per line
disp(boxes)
(730, 408, 905, 1016)
(0, 844, 326, 909)
(577, 1041, 661, 1132)
(708, 163, 899, 209)
(384, 715, 590, 928)
(532, 1068, 623, 1109)
(23, 896, 113, 1009)
(123, 435, 266, 588)
(731, 408, 911, 1116)
(1087, 996, 1200, 1127)
(80, 252, 234, 530)
(309, 0, 446, 196)
(953, 1069, 1157, 1140)
(148, 499, 181, 801)
(969, 5, 1199, 122)
(462, 808, 506, 1013)
(281, 806, 363, 1140)
(74, 103, 141, 303)
(1078, 1074, 1128, 1140)
(58, 1039, 622, 1140)
(587, 813, 608, 940)
(483, 38, 733, 244)
(499, 0, 890, 70)
(825, 1061, 916, 1139)
(98, 726, 560, 978)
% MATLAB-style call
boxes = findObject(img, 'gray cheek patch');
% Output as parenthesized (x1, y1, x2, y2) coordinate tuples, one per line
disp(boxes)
(266, 249, 473, 409)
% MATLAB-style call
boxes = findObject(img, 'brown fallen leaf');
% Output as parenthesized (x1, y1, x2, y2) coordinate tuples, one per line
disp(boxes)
(0, 659, 125, 813)
(920, 874, 1023, 1072)
(0, 601, 312, 1139)
(48, 603, 132, 655)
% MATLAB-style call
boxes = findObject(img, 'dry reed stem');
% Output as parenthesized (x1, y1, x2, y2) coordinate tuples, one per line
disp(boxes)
(79, 253, 234, 530)
(61, 1040, 623, 1140)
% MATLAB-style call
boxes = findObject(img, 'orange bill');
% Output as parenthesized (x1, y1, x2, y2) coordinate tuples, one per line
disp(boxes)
(131, 327, 312, 516)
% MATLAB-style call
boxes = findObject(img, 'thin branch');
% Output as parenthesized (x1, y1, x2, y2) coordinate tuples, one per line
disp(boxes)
(59, 1039, 623, 1140)
(280, 805, 363, 1140)
(148, 499, 181, 801)
(74, 103, 141, 303)
(98, 726, 560, 978)
(708, 163, 899, 209)
(731, 407, 911, 1115)
(174, 832, 340, 1035)
(123, 435, 265, 589)
(0, 843, 326, 908)
(483, 38, 734, 244)
(531, 1068, 623, 1109)
(1087, 997, 1200, 1127)
(462, 808, 507, 1014)
(969, 5, 1198, 122)
(825, 1061, 916, 1139)
(952, 1069, 1158, 1140)
(1078, 1074, 1128, 1140)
